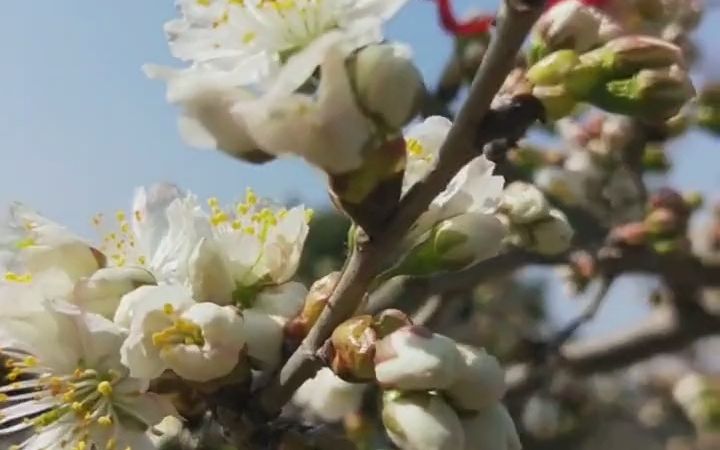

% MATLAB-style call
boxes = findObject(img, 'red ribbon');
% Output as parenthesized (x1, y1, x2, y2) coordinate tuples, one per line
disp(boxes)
(429, 0, 611, 38)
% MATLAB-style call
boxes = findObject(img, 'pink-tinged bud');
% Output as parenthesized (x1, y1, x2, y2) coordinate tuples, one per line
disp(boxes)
(527, 50, 581, 86)
(461, 403, 522, 450)
(445, 344, 506, 412)
(649, 188, 690, 215)
(645, 207, 681, 236)
(532, 84, 578, 121)
(531, 0, 620, 61)
(610, 222, 649, 246)
(329, 315, 377, 382)
(590, 65, 695, 121)
(374, 326, 463, 390)
(601, 36, 685, 77)
(285, 272, 340, 340)
(382, 391, 465, 450)
(373, 309, 413, 339)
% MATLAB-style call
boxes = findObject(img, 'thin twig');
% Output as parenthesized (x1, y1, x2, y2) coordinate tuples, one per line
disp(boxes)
(256, 0, 547, 416)
(549, 276, 615, 350)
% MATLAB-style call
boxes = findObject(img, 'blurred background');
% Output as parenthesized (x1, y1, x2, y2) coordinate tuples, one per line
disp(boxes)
(2, 2, 720, 448)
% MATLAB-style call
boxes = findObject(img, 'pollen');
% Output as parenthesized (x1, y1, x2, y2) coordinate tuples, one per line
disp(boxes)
(97, 415, 113, 426)
(97, 381, 113, 397)
(163, 303, 175, 315)
(406, 138, 432, 161)
(15, 236, 36, 249)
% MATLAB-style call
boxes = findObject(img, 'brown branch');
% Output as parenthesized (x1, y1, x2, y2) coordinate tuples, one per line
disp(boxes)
(561, 303, 720, 374)
(256, 0, 547, 417)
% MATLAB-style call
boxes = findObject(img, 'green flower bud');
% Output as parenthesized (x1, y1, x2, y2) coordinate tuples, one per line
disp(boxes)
(526, 50, 580, 86)
(350, 44, 424, 130)
(532, 84, 578, 121)
(589, 66, 695, 121)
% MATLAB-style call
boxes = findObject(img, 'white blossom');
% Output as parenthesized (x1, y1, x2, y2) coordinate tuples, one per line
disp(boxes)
(293, 368, 366, 422)
(403, 117, 505, 243)
(166, 0, 409, 80)
(72, 267, 156, 319)
(445, 345, 506, 412)
(433, 213, 506, 268)
(119, 285, 245, 382)
(382, 391, 465, 450)
(374, 326, 463, 391)
(0, 298, 176, 450)
(0, 203, 105, 292)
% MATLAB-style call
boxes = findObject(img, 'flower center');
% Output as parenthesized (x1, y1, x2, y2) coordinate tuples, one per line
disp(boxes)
(91, 211, 147, 268)
(0, 351, 129, 450)
(406, 138, 433, 162)
(151, 304, 205, 348)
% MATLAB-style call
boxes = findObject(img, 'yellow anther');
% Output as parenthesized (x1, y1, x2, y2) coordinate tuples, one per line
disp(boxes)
(207, 197, 220, 208)
(0, 393, 8, 402)
(120, 223, 130, 234)
(137, 255, 147, 265)
(237, 203, 250, 215)
(244, 226, 256, 235)
(106, 437, 117, 450)
(134, 210, 143, 222)
(211, 211, 230, 226)
(197, 0, 211, 5)
(23, 356, 38, 367)
(15, 237, 36, 249)
(115, 211, 126, 222)
(63, 390, 75, 402)
(231, 220, 242, 230)
(242, 31, 256, 43)
(245, 188, 258, 205)
(4, 272, 32, 284)
(74, 440, 88, 450)
(305, 209, 314, 223)
(406, 138, 431, 161)
(98, 415, 113, 426)
(71, 402, 85, 413)
(6, 368, 22, 381)
(97, 381, 113, 397)
(163, 303, 175, 315)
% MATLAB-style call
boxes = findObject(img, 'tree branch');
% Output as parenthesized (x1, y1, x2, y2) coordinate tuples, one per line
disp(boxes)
(256, 0, 547, 416)
(366, 250, 566, 314)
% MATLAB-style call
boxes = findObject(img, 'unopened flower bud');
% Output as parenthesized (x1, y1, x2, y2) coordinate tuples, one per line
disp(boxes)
(433, 213, 506, 269)
(591, 65, 695, 121)
(642, 145, 670, 172)
(461, 404, 522, 450)
(73, 266, 155, 318)
(697, 105, 720, 135)
(329, 315, 377, 382)
(522, 395, 563, 440)
(374, 326, 462, 390)
(684, 191, 703, 210)
(242, 308, 286, 371)
(286, 272, 340, 340)
(373, 309, 412, 339)
(293, 368, 365, 422)
(445, 345, 506, 412)
(350, 44, 424, 130)
(533, 84, 578, 121)
(527, 50, 580, 86)
(501, 182, 551, 224)
(382, 391, 465, 450)
(527, 209, 574, 255)
(531, 0, 619, 61)
(600, 36, 685, 78)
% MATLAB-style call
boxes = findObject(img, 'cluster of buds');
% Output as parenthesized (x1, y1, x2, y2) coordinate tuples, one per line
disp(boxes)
(609, 187, 701, 254)
(376, 326, 519, 450)
(672, 372, 720, 432)
(498, 182, 575, 255)
(526, 35, 695, 121)
(696, 83, 720, 135)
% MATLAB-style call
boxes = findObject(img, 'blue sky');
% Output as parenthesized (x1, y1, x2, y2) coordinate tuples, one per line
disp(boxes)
(2, 1, 719, 335)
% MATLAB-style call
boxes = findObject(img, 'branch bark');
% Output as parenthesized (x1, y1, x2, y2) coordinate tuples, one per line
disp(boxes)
(257, 0, 547, 416)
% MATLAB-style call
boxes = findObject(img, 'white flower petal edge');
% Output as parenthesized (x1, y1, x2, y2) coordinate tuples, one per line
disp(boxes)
(293, 368, 366, 422)
(119, 285, 245, 382)
(0, 300, 176, 450)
